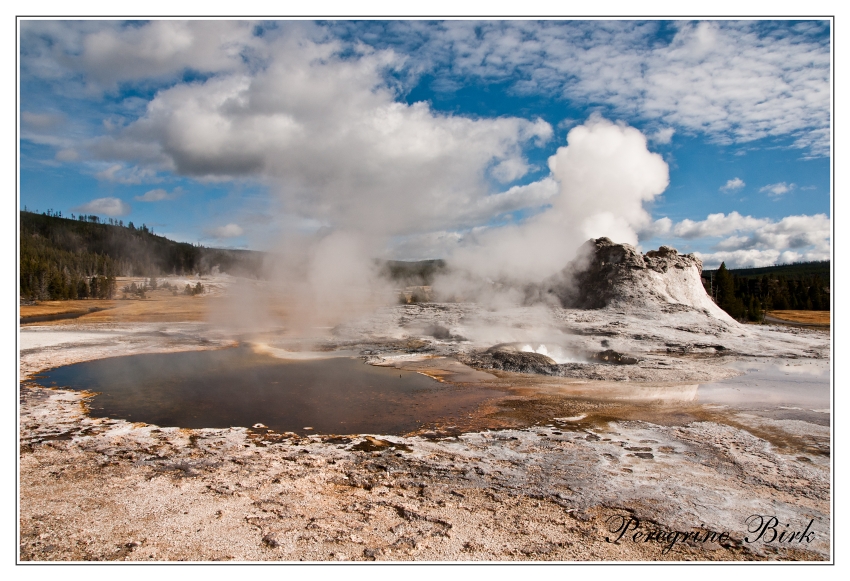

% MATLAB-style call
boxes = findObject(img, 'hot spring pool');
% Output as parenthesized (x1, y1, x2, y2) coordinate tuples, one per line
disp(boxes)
(30, 347, 501, 435)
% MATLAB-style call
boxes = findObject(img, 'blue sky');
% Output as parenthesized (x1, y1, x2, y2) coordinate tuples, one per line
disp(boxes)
(18, 19, 831, 269)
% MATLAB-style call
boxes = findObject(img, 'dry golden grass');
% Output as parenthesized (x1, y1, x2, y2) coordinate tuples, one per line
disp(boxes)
(19, 301, 116, 318)
(21, 290, 210, 325)
(767, 310, 831, 325)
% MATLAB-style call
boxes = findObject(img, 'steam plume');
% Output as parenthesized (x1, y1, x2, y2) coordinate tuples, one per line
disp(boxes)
(437, 115, 670, 297)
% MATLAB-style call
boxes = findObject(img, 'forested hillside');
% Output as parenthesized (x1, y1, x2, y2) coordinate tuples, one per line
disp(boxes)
(702, 261, 829, 283)
(20, 211, 263, 300)
(702, 261, 830, 321)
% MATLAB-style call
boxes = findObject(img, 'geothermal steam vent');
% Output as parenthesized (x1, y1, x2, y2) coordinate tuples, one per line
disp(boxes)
(460, 238, 737, 377)
(549, 237, 735, 323)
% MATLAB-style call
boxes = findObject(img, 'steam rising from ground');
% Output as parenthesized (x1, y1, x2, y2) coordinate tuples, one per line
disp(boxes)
(215, 114, 671, 333)
(60, 25, 673, 330)
(434, 115, 669, 301)
(520, 344, 583, 365)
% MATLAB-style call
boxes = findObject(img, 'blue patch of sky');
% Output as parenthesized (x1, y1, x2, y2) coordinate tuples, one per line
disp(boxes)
(253, 21, 278, 37)
(655, 134, 830, 223)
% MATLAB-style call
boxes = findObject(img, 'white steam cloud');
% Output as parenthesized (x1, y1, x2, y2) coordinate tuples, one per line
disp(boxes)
(445, 115, 670, 284)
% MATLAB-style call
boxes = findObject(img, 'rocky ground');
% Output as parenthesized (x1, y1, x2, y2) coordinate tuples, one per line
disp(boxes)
(19, 298, 831, 561)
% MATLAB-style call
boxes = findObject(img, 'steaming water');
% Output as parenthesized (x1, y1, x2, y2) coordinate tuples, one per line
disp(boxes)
(31, 347, 501, 435)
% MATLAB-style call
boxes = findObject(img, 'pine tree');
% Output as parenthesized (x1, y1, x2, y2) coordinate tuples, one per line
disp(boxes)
(715, 263, 745, 319)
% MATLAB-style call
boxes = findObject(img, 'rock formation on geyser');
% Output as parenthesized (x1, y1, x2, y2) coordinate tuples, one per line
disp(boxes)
(549, 237, 736, 323)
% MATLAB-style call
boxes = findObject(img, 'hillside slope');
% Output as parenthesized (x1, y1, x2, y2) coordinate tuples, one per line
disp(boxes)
(19, 211, 263, 300)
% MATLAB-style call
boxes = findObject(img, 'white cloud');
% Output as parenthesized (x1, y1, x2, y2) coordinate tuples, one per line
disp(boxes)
(55, 148, 79, 162)
(94, 164, 160, 185)
(660, 212, 830, 268)
(696, 248, 827, 270)
(22, 21, 830, 163)
(712, 235, 752, 251)
(386, 20, 830, 156)
(135, 187, 181, 202)
(720, 177, 745, 192)
(21, 111, 64, 129)
(469, 178, 559, 220)
(557, 118, 579, 131)
(74, 197, 131, 217)
(760, 182, 796, 197)
(672, 211, 768, 239)
(20, 20, 261, 91)
(206, 223, 244, 239)
(490, 157, 531, 183)
(649, 127, 675, 144)
(639, 217, 673, 239)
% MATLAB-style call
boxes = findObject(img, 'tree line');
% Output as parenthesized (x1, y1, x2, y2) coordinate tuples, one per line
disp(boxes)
(20, 211, 263, 301)
(121, 277, 204, 299)
(704, 262, 830, 321)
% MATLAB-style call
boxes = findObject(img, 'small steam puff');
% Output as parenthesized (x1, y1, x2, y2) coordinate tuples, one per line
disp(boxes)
(520, 344, 582, 364)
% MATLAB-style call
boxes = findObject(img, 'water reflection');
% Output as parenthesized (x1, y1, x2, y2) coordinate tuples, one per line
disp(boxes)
(697, 359, 830, 411)
(31, 347, 501, 435)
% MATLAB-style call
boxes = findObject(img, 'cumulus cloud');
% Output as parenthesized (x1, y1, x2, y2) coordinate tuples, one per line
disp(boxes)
(74, 197, 131, 217)
(206, 223, 244, 239)
(20, 20, 261, 91)
(760, 182, 796, 197)
(490, 157, 532, 183)
(720, 177, 745, 192)
(661, 212, 830, 268)
(673, 211, 768, 239)
(135, 187, 181, 202)
(639, 217, 673, 239)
